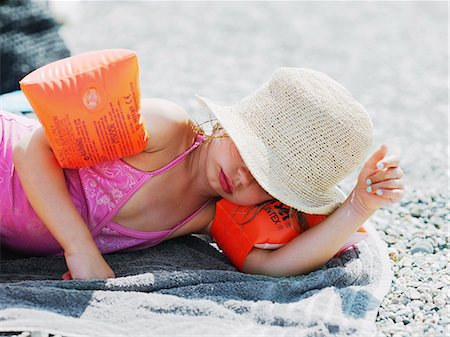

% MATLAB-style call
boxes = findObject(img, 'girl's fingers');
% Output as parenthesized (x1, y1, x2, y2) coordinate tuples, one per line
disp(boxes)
(366, 188, 405, 202)
(62, 271, 73, 280)
(363, 144, 388, 172)
(366, 167, 404, 185)
(377, 154, 400, 169)
(366, 179, 404, 192)
(359, 145, 406, 205)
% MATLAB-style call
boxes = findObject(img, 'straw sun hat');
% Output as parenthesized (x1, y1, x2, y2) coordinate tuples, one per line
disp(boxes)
(196, 68, 374, 215)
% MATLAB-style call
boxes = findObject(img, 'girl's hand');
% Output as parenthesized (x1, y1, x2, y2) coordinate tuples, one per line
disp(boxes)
(351, 144, 405, 215)
(62, 246, 115, 280)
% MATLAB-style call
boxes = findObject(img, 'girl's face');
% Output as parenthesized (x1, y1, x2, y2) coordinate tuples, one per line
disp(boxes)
(206, 132, 273, 205)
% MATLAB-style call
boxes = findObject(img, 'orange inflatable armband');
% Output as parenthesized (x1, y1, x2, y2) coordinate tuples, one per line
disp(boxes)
(210, 199, 368, 270)
(20, 49, 148, 168)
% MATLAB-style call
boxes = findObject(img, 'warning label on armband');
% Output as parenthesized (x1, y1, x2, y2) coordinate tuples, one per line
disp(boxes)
(46, 81, 147, 168)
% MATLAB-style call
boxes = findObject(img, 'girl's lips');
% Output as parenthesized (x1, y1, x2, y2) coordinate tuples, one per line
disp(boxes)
(219, 169, 233, 194)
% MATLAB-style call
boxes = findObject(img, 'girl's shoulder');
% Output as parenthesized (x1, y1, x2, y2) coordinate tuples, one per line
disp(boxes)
(140, 98, 194, 152)
(122, 98, 198, 171)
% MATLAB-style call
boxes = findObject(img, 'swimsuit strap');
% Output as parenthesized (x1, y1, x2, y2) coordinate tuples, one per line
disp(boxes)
(147, 134, 207, 177)
(169, 197, 213, 233)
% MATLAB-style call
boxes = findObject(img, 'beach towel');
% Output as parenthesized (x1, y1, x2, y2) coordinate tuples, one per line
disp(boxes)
(0, 221, 391, 337)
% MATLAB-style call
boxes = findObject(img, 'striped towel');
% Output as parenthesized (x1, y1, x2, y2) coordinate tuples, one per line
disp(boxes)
(0, 221, 392, 337)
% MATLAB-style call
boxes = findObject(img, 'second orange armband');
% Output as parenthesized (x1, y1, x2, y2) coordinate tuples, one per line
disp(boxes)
(210, 199, 368, 271)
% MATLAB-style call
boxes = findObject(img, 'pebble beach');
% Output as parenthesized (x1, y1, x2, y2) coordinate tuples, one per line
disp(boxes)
(375, 188, 448, 337)
(8, 1, 450, 336)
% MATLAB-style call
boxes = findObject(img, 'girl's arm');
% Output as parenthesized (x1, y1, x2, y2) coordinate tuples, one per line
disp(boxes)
(13, 127, 115, 280)
(242, 144, 405, 277)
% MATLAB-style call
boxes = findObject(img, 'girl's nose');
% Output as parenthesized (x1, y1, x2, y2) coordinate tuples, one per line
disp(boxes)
(237, 166, 255, 188)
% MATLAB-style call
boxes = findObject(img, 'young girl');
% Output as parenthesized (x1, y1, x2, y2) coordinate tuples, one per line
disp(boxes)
(0, 68, 405, 280)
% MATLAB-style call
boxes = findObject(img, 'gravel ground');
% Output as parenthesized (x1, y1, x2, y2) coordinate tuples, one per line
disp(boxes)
(28, 1, 450, 336)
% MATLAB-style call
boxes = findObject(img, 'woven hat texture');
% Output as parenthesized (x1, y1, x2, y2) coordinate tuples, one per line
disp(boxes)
(197, 68, 374, 215)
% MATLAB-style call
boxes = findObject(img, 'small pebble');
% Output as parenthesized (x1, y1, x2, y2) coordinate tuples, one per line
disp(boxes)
(410, 204, 426, 217)
(410, 240, 434, 254)
(401, 295, 411, 306)
(433, 295, 446, 307)
(428, 215, 445, 228)
(410, 300, 423, 309)
(399, 257, 413, 267)
(420, 292, 433, 304)
(409, 289, 421, 300)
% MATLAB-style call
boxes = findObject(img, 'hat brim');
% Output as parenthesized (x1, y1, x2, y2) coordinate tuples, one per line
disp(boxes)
(196, 94, 347, 215)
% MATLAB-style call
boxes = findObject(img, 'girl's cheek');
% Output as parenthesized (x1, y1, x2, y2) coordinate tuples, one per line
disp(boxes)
(253, 186, 272, 203)
(238, 191, 271, 206)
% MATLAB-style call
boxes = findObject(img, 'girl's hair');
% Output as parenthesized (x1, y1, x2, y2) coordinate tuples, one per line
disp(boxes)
(239, 200, 310, 233)
(191, 116, 225, 140)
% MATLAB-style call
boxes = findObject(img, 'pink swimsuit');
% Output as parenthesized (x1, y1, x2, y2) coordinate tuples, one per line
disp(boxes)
(0, 110, 210, 256)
